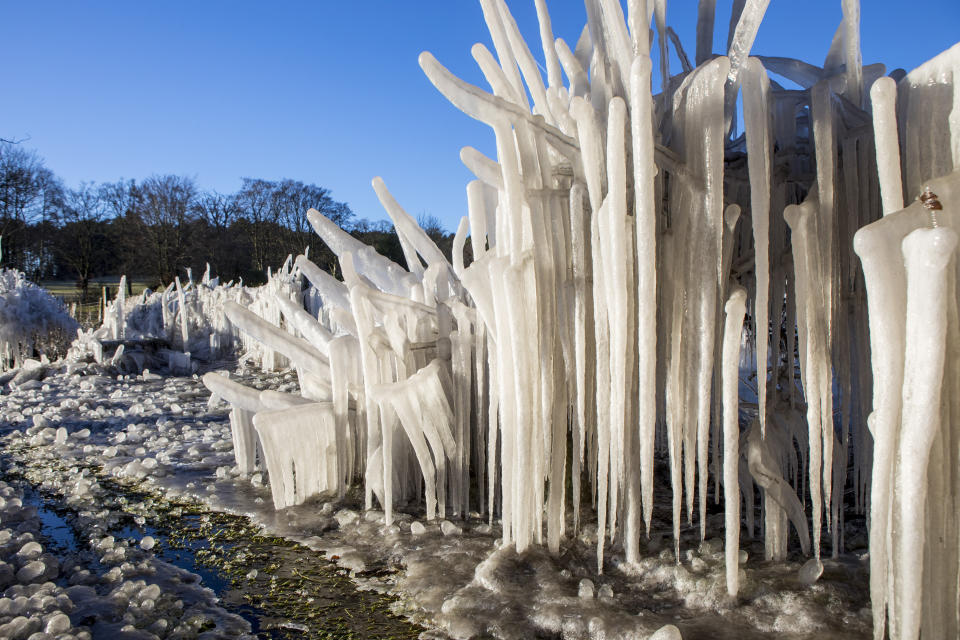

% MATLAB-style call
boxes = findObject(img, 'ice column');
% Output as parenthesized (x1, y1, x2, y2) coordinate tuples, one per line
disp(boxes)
(721, 286, 746, 597)
(202, 372, 264, 476)
(630, 53, 657, 544)
(894, 226, 956, 640)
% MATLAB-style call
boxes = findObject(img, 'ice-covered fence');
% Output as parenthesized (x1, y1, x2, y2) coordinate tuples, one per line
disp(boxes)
(408, 0, 884, 573)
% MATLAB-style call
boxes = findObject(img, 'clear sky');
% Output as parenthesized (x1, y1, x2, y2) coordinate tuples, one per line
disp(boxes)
(1, 1, 957, 231)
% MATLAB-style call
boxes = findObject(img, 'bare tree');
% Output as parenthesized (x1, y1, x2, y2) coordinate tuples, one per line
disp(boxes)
(234, 178, 354, 277)
(235, 178, 279, 274)
(0, 143, 58, 271)
(193, 190, 244, 278)
(194, 190, 237, 229)
(99, 179, 140, 219)
(55, 183, 106, 301)
(133, 175, 197, 285)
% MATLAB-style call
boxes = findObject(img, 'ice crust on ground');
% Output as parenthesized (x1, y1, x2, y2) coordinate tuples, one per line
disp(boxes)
(0, 447, 253, 640)
(0, 368, 873, 639)
(3, 0, 958, 638)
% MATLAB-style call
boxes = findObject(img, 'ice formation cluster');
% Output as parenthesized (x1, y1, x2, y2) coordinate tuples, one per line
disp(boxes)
(166, 1, 956, 639)
(69, 263, 303, 376)
(0, 268, 77, 371)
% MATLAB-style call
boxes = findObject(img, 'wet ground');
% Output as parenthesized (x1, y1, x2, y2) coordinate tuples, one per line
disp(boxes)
(3, 454, 424, 640)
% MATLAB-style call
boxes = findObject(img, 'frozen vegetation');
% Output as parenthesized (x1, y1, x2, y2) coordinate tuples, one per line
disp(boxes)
(0, 0, 958, 638)
(68, 263, 302, 376)
(0, 269, 77, 371)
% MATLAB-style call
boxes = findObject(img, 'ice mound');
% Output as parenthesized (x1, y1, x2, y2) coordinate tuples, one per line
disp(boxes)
(0, 268, 77, 370)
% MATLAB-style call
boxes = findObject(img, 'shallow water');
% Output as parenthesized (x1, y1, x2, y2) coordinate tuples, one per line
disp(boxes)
(13, 471, 423, 639)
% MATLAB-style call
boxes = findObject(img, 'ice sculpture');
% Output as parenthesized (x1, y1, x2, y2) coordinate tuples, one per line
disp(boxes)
(193, 2, 960, 637)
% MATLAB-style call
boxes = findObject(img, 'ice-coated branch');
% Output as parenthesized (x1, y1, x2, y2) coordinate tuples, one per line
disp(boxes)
(870, 77, 904, 215)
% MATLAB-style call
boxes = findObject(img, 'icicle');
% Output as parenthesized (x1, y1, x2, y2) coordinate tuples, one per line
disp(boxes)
(630, 53, 657, 543)
(722, 286, 747, 597)
(117, 275, 127, 341)
(811, 80, 837, 542)
(591, 198, 612, 572)
(746, 420, 811, 557)
(626, 0, 651, 56)
(272, 294, 333, 356)
(784, 200, 825, 559)
(570, 182, 590, 535)
(533, 0, 562, 90)
(726, 0, 747, 53)
(202, 372, 263, 476)
(723, 0, 771, 128)
(663, 232, 685, 561)
(841, 0, 863, 107)
(175, 277, 189, 349)
(373, 177, 450, 271)
(742, 58, 772, 436)
(307, 207, 416, 297)
(254, 402, 338, 509)
(601, 96, 629, 557)
(555, 38, 590, 100)
(223, 300, 331, 383)
(296, 255, 351, 312)
(675, 57, 729, 542)
(474, 0, 527, 113)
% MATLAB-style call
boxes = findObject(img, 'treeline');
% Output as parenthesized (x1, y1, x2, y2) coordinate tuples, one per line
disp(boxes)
(0, 142, 454, 299)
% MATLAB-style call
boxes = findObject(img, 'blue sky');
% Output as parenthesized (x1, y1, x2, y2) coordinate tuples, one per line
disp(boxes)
(1, 1, 957, 231)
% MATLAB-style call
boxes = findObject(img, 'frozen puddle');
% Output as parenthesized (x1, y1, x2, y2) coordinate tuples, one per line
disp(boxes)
(2, 461, 423, 640)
